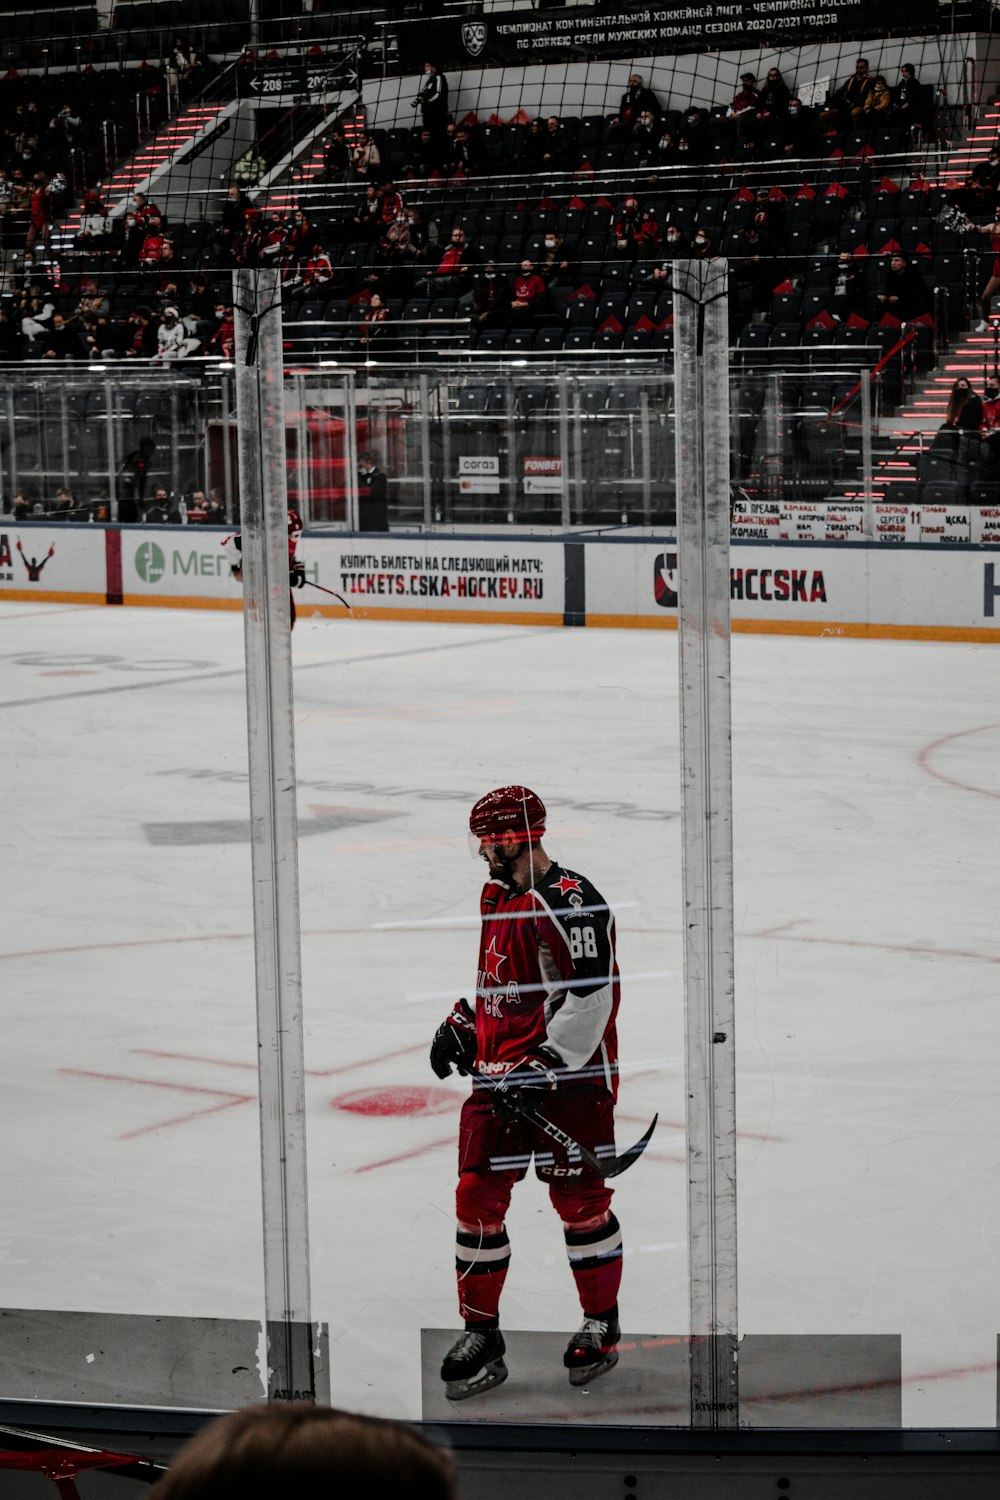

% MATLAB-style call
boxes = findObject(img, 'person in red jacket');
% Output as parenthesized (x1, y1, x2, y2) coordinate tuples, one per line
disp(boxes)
(510, 258, 547, 322)
(430, 786, 624, 1401)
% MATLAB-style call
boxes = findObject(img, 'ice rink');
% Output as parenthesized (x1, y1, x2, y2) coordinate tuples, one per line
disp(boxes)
(1, 599, 998, 1427)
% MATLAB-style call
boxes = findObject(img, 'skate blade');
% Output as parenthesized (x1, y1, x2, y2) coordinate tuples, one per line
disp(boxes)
(568, 1349, 619, 1387)
(444, 1359, 509, 1401)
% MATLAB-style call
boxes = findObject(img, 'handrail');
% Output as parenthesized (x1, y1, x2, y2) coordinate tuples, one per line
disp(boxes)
(828, 329, 920, 415)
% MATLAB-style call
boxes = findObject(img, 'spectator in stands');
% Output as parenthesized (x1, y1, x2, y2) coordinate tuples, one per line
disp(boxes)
(980, 374, 1000, 476)
(864, 75, 893, 122)
(377, 181, 404, 227)
(415, 61, 449, 146)
(727, 73, 760, 147)
(822, 57, 873, 129)
(41, 312, 80, 360)
(420, 225, 470, 294)
(321, 126, 350, 183)
(205, 303, 235, 359)
(351, 184, 381, 241)
(0, 305, 22, 361)
(409, 128, 443, 179)
(782, 97, 820, 157)
(81, 310, 116, 360)
(942, 377, 984, 472)
(464, 260, 512, 330)
(20, 289, 54, 347)
(750, 187, 784, 241)
(541, 116, 573, 173)
(140, 217, 173, 269)
(661, 223, 690, 257)
(612, 195, 660, 258)
(124, 306, 158, 358)
(144, 485, 175, 524)
(510, 258, 548, 322)
(282, 207, 312, 268)
(536, 232, 578, 292)
(76, 192, 113, 248)
(446, 124, 486, 178)
(217, 185, 248, 264)
(875, 251, 931, 323)
(26, 171, 49, 251)
(677, 106, 711, 163)
(518, 118, 548, 173)
(831, 250, 869, 322)
(750, 67, 792, 150)
(302, 243, 333, 286)
(357, 293, 389, 354)
(170, 36, 210, 101)
(630, 107, 661, 165)
(891, 63, 929, 131)
(733, 222, 779, 313)
(382, 207, 432, 284)
(647, 125, 678, 172)
(692, 227, 718, 260)
(349, 132, 381, 182)
(157, 305, 201, 359)
(610, 72, 661, 140)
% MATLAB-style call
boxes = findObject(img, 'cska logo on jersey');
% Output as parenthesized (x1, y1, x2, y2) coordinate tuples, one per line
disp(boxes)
(478, 936, 519, 1019)
(552, 876, 583, 897)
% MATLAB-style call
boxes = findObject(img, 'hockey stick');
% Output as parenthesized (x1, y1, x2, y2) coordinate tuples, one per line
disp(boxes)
(474, 1070, 658, 1179)
(303, 579, 352, 610)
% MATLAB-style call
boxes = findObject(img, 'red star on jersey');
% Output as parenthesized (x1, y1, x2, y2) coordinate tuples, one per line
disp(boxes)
(483, 936, 508, 985)
(552, 875, 583, 896)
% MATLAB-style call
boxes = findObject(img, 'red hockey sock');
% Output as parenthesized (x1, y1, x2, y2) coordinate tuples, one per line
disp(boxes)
(456, 1225, 511, 1324)
(564, 1212, 622, 1315)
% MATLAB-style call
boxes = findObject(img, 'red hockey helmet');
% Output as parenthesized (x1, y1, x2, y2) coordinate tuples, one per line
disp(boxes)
(469, 786, 546, 846)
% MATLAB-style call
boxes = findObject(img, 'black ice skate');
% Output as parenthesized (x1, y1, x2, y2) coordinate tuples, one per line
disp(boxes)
(563, 1310, 620, 1386)
(441, 1326, 508, 1401)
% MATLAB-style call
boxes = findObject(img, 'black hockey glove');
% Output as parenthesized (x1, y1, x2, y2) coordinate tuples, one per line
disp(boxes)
(430, 997, 477, 1079)
(290, 561, 306, 588)
(492, 1048, 561, 1118)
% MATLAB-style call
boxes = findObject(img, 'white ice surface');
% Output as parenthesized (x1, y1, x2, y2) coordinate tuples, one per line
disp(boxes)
(1, 602, 998, 1425)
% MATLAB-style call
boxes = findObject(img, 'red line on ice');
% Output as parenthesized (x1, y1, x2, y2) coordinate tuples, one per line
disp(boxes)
(60, 1067, 254, 1140)
(131, 1041, 427, 1076)
(916, 721, 1000, 801)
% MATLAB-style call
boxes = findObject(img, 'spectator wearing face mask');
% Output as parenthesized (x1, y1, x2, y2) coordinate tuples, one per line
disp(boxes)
(536, 232, 579, 291)
(692, 228, 717, 260)
(631, 108, 660, 164)
(727, 73, 760, 147)
(660, 223, 690, 258)
(463, 260, 513, 329)
(863, 75, 892, 120)
(750, 67, 792, 150)
(782, 97, 819, 157)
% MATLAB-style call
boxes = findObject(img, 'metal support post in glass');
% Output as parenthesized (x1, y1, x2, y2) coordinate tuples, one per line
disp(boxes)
(672, 258, 739, 1429)
(504, 375, 517, 523)
(59, 387, 70, 488)
(294, 372, 310, 525)
(169, 385, 180, 498)
(419, 372, 433, 526)
(860, 367, 874, 539)
(221, 374, 235, 524)
(343, 369, 360, 530)
(640, 390, 652, 525)
(557, 370, 572, 529)
(571, 378, 585, 526)
(104, 380, 119, 523)
(232, 266, 315, 1404)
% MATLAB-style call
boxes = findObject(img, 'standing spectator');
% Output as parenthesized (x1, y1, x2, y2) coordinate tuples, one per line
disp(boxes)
(610, 72, 660, 139)
(321, 126, 349, 183)
(26, 172, 49, 251)
(751, 67, 792, 148)
(822, 57, 874, 130)
(892, 63, 929, 131)
(348, 132, 381, 182)
(727, 72, 759, 146)
(415, 61, 449, 146)
(357, 451, 389, 530)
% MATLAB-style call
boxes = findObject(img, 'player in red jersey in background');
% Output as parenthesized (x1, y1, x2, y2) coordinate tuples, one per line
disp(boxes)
(226, 505, 305, 627)
(430, 786, 624, 1400)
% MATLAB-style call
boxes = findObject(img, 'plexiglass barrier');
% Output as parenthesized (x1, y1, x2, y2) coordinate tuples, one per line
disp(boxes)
(1, 333, 998, 1433)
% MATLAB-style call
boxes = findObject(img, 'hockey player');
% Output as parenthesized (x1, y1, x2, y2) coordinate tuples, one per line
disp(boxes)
(225, 505, 305, 628)
(430, 786, 623, 1400)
